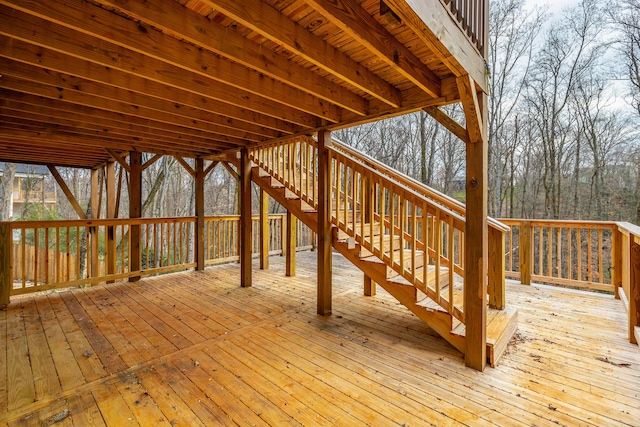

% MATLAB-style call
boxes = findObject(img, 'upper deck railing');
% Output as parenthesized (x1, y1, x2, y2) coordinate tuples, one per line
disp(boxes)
(442, 0, 487, 53)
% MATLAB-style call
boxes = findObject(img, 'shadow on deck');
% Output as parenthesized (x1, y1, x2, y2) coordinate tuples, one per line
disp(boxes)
(1, 252, 638, 426)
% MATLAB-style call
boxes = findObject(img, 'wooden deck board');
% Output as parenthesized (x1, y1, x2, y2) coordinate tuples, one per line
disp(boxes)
(1, 251, 639, 426)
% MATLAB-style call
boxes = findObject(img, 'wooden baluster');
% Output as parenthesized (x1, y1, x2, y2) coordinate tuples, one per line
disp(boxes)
(21, 229, 26, 288)
(599, 229, 603, 284)
(568, 228, 573, 280)
(588, 229, 593, 282)
(379, 183, 386, 259)
(399, 194, 405, 273)
(508, 226, 513, 272)
(448, 216, 455, 306)
(422, 202, 428, 289)
(389, 190, 395, 267)
(45, 227, 50, 284)
(75, 227, 81, 280)
(411, 201, 417, 283)
(537, 225, 543, 276)
(520, 221, 533, 285)
(0, 222, 10, 308)
(547, 226, 552, 278)
(434, 211, 442, 302)
(556, 227, 561, 278)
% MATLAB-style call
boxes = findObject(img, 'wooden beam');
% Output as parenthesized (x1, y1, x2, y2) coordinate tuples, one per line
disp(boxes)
(259, 190, 269, 270)
(304, 0, 440, 98)
(204, 161, 219, 177)
(317, 130, 333, 315)
(0, 78, 275, 142)
(90, 168, 99, 278)
(141, 154, 162, 172)
(0, 7, 328, 126)
(129, 152, 142, 282)
(423, 106, 470, 144)
(105, 149, 131, 173)
(382, 0, 488, 92)
(202, 0, 402, 108)
(0, 0, 340, 122)
(195, 158, 205, 271)
(47, 165, 87, 220)
(239, 148, 252, 287)
(221, 162, 240, 182)
(97, 0, 368, 116)
(286, 210, 296, 277)
(106, 161, 116, 281)
(0, 44, 294, 137)
(0, 221, 10, 309)
(174, 157, 195, 178)
(519, 221, 533, 285)
(461, 77, 487, 371)
(457, 75, 483, 143)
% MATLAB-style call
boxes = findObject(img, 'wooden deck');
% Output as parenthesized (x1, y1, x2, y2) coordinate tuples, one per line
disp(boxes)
(1, 252, 638, 426)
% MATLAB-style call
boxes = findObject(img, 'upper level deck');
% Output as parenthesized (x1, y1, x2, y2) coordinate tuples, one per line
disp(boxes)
(0, 0, 487, 167)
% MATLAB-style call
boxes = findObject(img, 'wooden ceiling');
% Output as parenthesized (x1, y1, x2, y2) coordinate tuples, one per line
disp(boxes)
(0, 0, 485, 169)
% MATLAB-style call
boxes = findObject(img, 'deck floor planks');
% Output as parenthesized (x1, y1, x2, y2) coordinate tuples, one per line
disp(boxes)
(46, 293, 107, 384)
(150, 361, 238, 427)
(214, 339, 370, 427)
(70, 288, 148, 369)
(256, 320, 479, 427)
(115, 280, 206, 345)
(103, 282, 194, 350)
(59, 291, 128, 375)
(21, 299, 61, 400)
(279, 316, 534, 427)
(4, 303, 35, 412)
(96, 285, 179, 358)
(209, 343, 333, 427)
(84, 286, 164, 362)
(138, 274, 244, 333)
(184, 349, 304, 426)
(135, 365, 206, 427)
(225, 332, 400, 427)
(2, 251, 640, 426)
(169, 356, 271, 427)
(92, 383, 139, 426)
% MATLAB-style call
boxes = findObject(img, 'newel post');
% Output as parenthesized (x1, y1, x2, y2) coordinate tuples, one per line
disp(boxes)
(195, 158, 205, 271)
(1, 222, 11, 309)
(488, 225, 505, 309)
(129, 152, 142, 282)
(519, 221, 533, 285)
(630, 237, 640, 344)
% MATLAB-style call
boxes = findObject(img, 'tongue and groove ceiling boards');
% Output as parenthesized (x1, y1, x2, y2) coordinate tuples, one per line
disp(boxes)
(0, 0, 481, 169)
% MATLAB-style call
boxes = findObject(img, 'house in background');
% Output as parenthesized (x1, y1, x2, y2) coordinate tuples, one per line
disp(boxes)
(0, 162, 57, 219)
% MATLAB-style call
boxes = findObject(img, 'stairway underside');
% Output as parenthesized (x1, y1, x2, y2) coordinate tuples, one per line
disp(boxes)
(250, 161, 517, 367)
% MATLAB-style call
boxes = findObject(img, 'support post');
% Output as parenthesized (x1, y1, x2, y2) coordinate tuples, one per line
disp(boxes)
(363, 176, 375, 296)
(459, 74, 487, 371)
(630, 239, 640, 344)
(259, 190, 269, 269)
(106, 161, 116, 281)
(488, 226, 505, 309)
(519, 221, 533, 285)
(195, 158, 205, 271)
(612, 227, 622, 299)
(129, 152, 142, 282)
(90, 168, 99, 278)
(317, 130, 333, 315)
(239, 148, 252, 287)
(1, 222, 11, 309)
(286, 210, 296, 276)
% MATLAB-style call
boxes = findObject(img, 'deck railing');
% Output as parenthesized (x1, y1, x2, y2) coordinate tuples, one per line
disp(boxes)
(501, 219, 640, 344)
(0, 214, 314, 300)
(442, 0, 487, 53)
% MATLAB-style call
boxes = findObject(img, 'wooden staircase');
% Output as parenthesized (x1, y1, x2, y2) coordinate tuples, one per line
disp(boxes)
(243, 136, 517, 367)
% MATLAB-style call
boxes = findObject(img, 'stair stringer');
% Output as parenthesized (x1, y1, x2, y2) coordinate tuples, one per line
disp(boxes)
(333, 239, 466, 354)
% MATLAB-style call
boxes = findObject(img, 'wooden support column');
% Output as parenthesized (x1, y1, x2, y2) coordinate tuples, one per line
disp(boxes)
(129, 152, 142, 282)
(259, 190, 269, 269)
(519, 221, 533, 285)
(106, 161, 116, 280)
(488, 226, 505, 309)
(90, 168, 99, 278)
(195, 158, 205, 271)
(612, 227, 622, 300)
(630, 239, 640, 344)
(459, 74, 487, 371)
(317, 130, 333, 315)
(239, 148, 252, 287)
(363, 176, 375, 296)
(286, 210, 296, 276)
(0, 222, 10, 309)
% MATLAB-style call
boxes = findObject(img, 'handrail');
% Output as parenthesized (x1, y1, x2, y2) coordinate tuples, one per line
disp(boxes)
(331, 138, 509, 233)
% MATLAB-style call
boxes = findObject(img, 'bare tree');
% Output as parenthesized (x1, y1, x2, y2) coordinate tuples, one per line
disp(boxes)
(0, 162, 17, 220)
